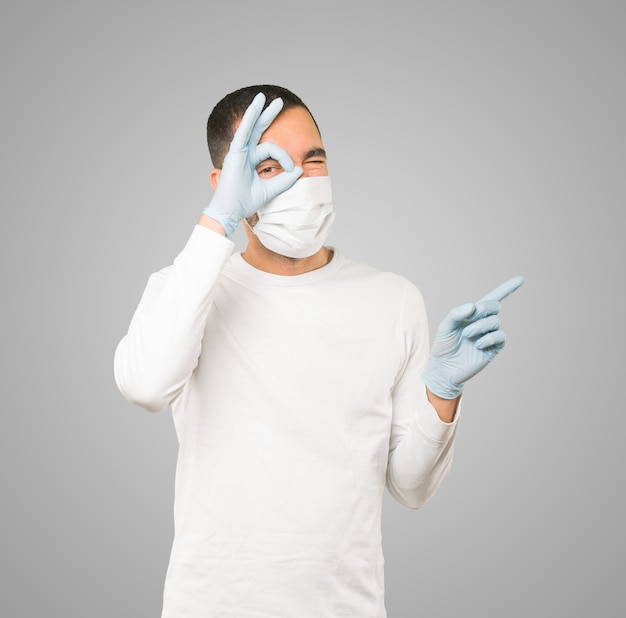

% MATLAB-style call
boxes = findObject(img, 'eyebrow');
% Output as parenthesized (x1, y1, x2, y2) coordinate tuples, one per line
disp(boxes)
(303, 148, 327, 160)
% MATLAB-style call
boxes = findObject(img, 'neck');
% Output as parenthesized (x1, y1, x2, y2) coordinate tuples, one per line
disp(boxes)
(242, 240, 333, 276)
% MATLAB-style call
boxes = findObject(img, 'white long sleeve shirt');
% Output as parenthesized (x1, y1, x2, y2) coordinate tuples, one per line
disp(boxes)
(114, 225, 459, 618)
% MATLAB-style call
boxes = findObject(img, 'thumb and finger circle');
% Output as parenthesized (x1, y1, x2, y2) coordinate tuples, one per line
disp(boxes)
(260, 167, 304, 203)
(252, 141, 297, 173)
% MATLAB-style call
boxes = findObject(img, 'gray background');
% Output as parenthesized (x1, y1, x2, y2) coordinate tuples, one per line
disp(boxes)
(2, 1, 624, 616)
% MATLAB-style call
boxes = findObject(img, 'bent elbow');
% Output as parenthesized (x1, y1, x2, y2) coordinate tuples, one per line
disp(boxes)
(114, 370, 172, 413)
(386, 483, 433, 510)
(113, 345, 174, 413)
(131, 396, 170, 413)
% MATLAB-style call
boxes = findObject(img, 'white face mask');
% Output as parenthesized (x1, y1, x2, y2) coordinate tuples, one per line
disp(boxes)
(249, 176, 335, 258)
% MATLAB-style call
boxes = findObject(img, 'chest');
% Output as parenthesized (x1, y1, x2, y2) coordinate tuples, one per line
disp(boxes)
(208, 281, 405, 396)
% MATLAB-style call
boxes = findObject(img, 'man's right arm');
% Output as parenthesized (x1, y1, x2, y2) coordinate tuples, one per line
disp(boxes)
(113, 226, 233, 412)
(198, 213, 227, 236)
(115, 93, 302, 412)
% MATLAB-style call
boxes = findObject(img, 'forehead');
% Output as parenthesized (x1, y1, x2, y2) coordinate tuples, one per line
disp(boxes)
(259, 106, 323, 148)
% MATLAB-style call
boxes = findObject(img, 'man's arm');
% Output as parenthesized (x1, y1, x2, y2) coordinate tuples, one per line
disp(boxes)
(114, 227, 233, 412)
(385, 277, 524, 509)
(385, 283, 460, 509)
(115, 93, 302, 412)
(198, 213, 227, 235)
(426, 389, 460, 424)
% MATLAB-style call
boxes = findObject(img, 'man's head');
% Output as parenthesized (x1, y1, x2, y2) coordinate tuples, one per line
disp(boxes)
(207, 84, 320, 169)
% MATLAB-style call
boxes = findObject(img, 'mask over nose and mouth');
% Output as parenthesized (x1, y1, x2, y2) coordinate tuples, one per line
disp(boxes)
(248, 176, 335, 259)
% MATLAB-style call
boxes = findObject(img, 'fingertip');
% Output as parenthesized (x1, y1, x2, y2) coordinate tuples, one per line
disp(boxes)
(445, 302, 476, 325)
(280, 160, 299, 173)
(265, 167, 302, 196)
(476, 330, 506, 350)
(462, 314, 500, 338)
(252, 92, 266, 106)
(248, 92, 267, 117)
(474, 298, 501, 317)
(457, 302, 476, 318)
(480, 274, 525, 302)
(511, 274, 525, 289)
(263, 97, 284, 119)
(281, 167, 303, 186)
(276, 156, 300, 176)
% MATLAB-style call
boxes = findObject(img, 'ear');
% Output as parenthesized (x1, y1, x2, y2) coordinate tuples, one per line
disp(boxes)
(209, 168, 221, 191)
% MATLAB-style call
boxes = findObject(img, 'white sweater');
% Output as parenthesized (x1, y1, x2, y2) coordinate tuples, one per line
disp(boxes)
(114, 225, 459, 618)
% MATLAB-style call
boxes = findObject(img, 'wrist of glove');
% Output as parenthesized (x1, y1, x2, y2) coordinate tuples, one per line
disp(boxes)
(202, 199, 241, 239)
(422, 359, 464, 399)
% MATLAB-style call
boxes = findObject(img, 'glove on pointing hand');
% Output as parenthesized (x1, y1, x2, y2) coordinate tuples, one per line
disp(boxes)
(202, 92, 303, 238)
(421, 276, 525, 399)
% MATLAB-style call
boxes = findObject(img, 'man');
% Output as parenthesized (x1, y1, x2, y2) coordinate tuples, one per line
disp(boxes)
(114, 84, 523, 617)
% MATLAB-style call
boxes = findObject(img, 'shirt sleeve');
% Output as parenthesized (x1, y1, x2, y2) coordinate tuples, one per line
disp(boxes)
(385, 281, 460, 509)
(113, 225, 234, 413)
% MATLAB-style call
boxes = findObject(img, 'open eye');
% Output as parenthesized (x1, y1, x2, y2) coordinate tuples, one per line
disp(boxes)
(256, 160, 283, 178)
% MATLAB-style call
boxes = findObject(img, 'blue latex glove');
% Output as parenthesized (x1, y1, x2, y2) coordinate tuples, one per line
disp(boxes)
(202, 92, 303, 238)
(422, 276, 525, 399)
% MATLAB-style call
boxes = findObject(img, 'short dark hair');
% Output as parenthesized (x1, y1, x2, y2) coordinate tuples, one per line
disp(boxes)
(206, 84, 320, 168)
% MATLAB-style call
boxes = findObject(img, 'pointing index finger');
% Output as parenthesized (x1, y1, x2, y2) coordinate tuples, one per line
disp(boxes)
(478, 275, 525, 302)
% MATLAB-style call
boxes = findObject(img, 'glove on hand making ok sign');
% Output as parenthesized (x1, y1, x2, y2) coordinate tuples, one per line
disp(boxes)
(202, 92, 303, 238)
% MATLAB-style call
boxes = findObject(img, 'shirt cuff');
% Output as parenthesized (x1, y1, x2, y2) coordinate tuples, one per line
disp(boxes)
(415, 394, 461, 443)
(172, 224, 235, 273)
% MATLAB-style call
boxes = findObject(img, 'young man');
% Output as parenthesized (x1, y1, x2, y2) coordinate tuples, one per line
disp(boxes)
(114, 85, 523, 617)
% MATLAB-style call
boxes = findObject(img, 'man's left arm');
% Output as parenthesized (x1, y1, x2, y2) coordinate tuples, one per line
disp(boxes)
(386, 276, 524, 509)
(385, 283, 460, 510)
(426, 390, 461, 424)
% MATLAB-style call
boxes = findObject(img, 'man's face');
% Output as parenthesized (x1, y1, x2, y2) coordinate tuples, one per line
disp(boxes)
(255, 106, 328, 180)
